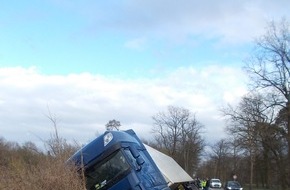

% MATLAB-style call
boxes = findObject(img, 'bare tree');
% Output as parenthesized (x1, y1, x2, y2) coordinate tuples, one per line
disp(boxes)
(222, 93, 276, 190)
(180, 117, 204, 174)
(152, 106, 204, 175)
(105, 119, 121, 131)
(244, 18, 290, 187)
(229, 138, 244, 180)
(45, 107, 79, 158)
(45, 107, 63, 156)
(209, 139, 231, 180)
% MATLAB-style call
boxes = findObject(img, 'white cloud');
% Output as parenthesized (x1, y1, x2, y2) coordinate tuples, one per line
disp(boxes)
(73, 0, 290, 44)
(0, 66, 248, 147)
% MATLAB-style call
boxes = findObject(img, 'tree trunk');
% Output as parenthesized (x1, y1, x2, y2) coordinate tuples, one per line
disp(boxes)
(287, 101, 290, 188)
(249, 149, 254, 190)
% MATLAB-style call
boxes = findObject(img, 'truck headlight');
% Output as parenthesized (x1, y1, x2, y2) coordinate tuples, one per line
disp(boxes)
(104, 132, 113, 146)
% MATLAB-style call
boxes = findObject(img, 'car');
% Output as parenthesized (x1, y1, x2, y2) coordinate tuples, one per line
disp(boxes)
(209, 178, 222, 188)
(224, 181, 243, 190)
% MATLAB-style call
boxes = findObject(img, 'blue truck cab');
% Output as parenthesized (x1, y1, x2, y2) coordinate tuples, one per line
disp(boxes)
(68, 129, 170, 190)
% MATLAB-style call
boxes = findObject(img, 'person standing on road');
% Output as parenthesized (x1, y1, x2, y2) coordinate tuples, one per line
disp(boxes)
(195, 177, 202, 190)
(201, 179, 206, 190)
(204, 178, 210, 190)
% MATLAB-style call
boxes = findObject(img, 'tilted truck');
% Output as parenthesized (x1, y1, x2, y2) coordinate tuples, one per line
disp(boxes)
(68, 129, 170, 190)
(68, 129, 193, 190)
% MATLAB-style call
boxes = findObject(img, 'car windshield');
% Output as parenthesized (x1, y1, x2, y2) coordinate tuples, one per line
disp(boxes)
(85, 150, 130, 190)
(211, 179, 220, 183)
(228, 181, 241, 187)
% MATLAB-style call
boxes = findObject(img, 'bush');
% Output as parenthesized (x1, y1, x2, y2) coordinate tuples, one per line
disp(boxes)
(0, 138, 85, 190)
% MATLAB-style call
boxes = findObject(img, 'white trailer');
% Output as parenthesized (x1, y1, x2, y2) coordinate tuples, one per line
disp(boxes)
(145, 145, 194, 189)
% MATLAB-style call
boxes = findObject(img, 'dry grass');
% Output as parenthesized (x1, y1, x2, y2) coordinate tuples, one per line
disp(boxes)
(0, 138, 85, 190)
(1, 157, 85, 190)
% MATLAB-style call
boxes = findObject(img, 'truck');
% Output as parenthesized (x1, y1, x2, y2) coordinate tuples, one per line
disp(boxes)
(68, 129, 171, 190)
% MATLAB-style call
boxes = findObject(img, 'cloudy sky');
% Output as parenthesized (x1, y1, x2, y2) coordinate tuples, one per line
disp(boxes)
(1, 0, 289, 148)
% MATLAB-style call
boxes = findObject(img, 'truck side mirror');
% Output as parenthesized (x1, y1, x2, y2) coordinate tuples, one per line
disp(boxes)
(129, 146, 140, 158)
(136, 157, 144, 165)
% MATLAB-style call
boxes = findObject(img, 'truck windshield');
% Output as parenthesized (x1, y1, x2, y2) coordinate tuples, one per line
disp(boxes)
(85, 150, 130, 190)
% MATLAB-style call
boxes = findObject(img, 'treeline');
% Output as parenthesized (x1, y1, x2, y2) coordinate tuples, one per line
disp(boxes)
(198, 134, 288, 190)
(197, 19, 290, 190)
